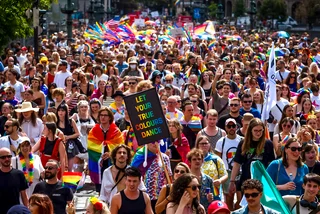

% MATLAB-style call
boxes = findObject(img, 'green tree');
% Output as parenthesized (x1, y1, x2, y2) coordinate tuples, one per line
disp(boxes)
(258, 0, 287, 21)
(208, 2, 218, 19)
(295, 0, 320, 25)
(233, 0, 245, 18)
(0, 0, 53, 53)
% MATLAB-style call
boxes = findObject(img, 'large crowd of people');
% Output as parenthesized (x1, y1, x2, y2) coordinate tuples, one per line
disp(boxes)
(1, 19, 320, 214)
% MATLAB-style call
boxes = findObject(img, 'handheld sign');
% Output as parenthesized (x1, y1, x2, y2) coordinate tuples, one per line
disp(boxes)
(124, 88, 170, 146)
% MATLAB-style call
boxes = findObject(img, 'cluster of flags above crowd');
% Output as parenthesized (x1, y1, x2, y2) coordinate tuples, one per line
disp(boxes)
(83, 16, 244, 51)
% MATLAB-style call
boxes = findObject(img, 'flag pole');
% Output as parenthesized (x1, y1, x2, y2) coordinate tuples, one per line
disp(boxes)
(156, 142, 172, 184)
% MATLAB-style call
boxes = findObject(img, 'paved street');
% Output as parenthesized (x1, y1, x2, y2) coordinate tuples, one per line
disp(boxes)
(74, 176, 98, 214)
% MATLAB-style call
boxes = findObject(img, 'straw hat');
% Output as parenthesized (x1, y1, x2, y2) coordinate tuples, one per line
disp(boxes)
(15, 102, 39, 113)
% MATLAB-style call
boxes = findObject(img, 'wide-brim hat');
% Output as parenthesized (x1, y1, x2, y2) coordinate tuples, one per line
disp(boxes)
(15, 102, 39, 113)
(111, 90, 125, 99)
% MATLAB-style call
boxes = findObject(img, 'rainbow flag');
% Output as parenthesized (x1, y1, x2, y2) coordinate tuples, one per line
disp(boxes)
(194, 24, 207, 35)
(213, 186, 219, 196)
(84, 43, 92, 53)
(205, 22, 215, 35)
(131, 145, 157, 176)
(281, 135, 289, 151)
(88, 123, 124, 184)
(208, 41, 216, 50)
(174, 0, 181, 5)
(63, 172, 82, 189)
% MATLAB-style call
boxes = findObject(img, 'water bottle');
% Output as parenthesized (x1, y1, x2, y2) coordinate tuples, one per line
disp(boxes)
(289, 173, 294, 194)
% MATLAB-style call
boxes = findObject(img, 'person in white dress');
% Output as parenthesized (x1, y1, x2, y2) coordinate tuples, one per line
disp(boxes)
(11, 136, 44, 200)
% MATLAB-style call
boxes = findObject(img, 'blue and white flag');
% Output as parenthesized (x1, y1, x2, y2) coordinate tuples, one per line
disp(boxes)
(262, 42, 277, 122)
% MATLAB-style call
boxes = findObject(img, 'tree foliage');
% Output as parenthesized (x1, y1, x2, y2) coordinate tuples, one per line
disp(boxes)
(0, 0, 53, 53)
(295, 0, 320, 24)
(258, 0, 287, 21)
(208, 2, 218, 19)
(233, 0, 246, 18)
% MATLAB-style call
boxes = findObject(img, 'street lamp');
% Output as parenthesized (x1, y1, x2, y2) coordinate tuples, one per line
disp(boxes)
(60, 0, 78, 43)
(248, 0, 257, 30)
(217, 0, 224, 25)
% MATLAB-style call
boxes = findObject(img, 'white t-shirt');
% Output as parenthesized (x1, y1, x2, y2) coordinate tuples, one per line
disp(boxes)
(311, 94, 320, 111)
(16, 55, 27, 68)
(94, 74, 109, 88)
(165, 109, 184, 120)
(275, 69, 290, 82)
(4, 81, 25, 101)
(4, 65, 21, 74)
(0, 136, 24, 155)
(215, 135, 242, 171)
(53, 71, 72, 88)
(268, 98, 290, 132)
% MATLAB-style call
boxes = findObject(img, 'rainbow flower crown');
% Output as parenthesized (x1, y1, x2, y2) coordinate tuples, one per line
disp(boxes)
(90, 197, 103, 211)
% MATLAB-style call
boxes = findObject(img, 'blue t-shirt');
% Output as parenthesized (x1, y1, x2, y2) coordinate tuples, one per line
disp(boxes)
(266, 159, 309, 196)
(239, 107, 261, 118)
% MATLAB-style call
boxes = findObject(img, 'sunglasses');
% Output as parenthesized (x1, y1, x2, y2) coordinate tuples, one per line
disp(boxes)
(44, 166, 56, 170)
(129, 82, 136, 85)
(6, 92, 12, 95)
(177, 100, 181, 103)
(188, 185, 201, 191)
(174, 169, 186, 174)
(290, 76, 296, 78)
(4, 125, 12, 129)
(0, 155, 12, 159)
(100, 114, 109, 117)
(191, 100, 197, 103)
(244, 192, 260, 198)
(282, 124, 292, 128)
(230, 104, 239, 107)
(243, 100, 252, 103)
(227, 124, 237, 129)
(287, 146, 303, 152)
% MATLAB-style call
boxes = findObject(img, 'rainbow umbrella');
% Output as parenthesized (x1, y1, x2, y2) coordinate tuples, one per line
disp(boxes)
(271, 31, 290, 39)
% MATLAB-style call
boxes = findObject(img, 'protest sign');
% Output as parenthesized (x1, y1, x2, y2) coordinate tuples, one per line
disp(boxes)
(151, 11, 159, 18)
(124, 88, 170, 146)
(134, 19, 145, 27)
(170, 28, 184, 38)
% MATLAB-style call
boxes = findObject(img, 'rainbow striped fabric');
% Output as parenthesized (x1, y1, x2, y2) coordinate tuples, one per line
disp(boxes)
(180, 116, 202, 133)
(62, 172, 82, 189)
(87, 123, 123, 184)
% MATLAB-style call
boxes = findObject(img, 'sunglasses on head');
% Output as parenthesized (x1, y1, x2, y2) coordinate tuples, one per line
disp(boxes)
(174, 169, 186, 174)
(0, 155, 12, 159)
(287, 146, 303, 152)
(244, 192, 260, 198)
(188, 185, 201, 191)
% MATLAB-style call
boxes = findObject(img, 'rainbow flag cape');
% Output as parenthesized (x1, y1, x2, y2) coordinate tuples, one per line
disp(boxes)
(88, 123, 123, 184)
(131, 146, 157, 176)
(62, 172, 82, 189)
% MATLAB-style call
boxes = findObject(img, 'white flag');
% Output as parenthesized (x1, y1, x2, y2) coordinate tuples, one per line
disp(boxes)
(262, 43, 277, 122)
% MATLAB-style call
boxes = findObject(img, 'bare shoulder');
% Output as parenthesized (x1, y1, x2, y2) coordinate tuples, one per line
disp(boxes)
(143, 192, 151, 202)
